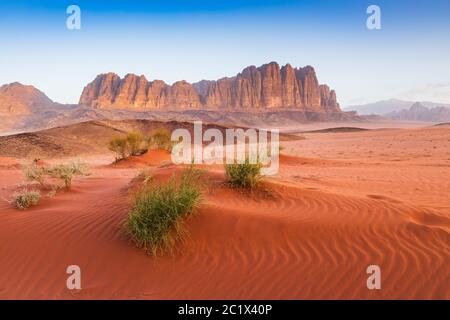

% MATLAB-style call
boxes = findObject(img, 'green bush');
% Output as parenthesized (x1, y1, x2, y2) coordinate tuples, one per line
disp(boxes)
(126, 132, 146, 156)
(148, 128, 173, 151)
(14, 189, 41, 210)
(108, 136, 128, 161)
(126, 167, 202, 255)
(108, 132, 147, 160)
(47, 161, 88, 190)
(225, 157, 263, 190)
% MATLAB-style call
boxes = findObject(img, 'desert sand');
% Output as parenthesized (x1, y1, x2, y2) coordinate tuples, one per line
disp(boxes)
(0, 123, 449, 299)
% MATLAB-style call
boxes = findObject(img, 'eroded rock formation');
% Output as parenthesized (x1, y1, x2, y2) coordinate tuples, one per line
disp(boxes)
(79, 62, 341, 113)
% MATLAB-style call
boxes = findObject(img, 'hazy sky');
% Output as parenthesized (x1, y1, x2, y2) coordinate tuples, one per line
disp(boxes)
(0, 0, 449, 106)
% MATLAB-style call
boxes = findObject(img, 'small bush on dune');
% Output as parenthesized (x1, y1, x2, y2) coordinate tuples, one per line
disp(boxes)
(148, 128, 173, 151)
(108, 137, 128, 161)
(126, 132, 146, 156)
(108, 129, 172, 161)
(47, 161, 88, 190)
(14, 161, 88, 208)
(23, 162, 47, 187)
(108, 132, 148, 161)
(126, 167, 202, 255)
(133, 168, 154, 186)
(225, 157, 263, 190)
(14, 189, 41, 210)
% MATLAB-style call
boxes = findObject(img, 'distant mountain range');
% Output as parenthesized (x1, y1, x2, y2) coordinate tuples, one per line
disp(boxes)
(0, 62, 362, 135)
(80, 62, 341, 113)
(0, 84, 356, 135)
(344, 99, 450, 116)
(386, 102, 450, 122)
(7, 62, 448, 134)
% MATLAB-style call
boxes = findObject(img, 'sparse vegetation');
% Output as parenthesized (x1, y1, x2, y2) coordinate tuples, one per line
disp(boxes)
(108, 136, 129, 161)
(108, 131, 149, 161)
(126, 167, 203, 255)
(126, 132, 146, 156)
(148, 128, 173, 151)
(46, 186, 60, 198)
(47, 161, 88, 190)
(107, 128, 173, 162)
(225, 157, 263, 190)
(13, 189, 41, 210)
(133, 168, 154, 186)
(14, 160, 89, 209)
(23, 162, 47, 187)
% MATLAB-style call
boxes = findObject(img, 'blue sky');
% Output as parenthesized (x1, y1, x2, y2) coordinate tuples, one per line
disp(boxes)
(0, 0, 449, 106)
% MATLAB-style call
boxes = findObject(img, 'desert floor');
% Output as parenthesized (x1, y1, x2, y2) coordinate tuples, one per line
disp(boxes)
(0, 123, 449, 299)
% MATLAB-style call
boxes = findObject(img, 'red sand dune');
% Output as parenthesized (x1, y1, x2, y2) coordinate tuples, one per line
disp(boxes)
(109, 149, 172, 168)
(0, 127, 449, 299)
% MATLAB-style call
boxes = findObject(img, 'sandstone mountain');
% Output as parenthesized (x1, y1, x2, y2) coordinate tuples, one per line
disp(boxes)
(0, 82, 68, 133)
(0, 63, 358, 135)
(386, 102, 450, 122)
(0, 82, 55, 113)
(79, 62, 341, 113)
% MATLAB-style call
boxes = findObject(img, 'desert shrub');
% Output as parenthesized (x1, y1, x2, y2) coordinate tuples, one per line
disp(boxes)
(126, 132, 146, 156)
(108, 137, 128, 161)
(23, 162, 47, 186)
(133, 168, 154, 186)
(225, 157, 263, 190)
(148, 128, 173, 151)
(46, 186, 60, 198)
(108, 132, 147, 160)
(14, 189, 41, 210)
(126, 167, 202, 255)
(47, 161, 88, 190)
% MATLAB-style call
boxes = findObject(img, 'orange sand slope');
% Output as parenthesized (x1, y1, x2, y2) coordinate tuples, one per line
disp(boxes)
(0, 125, 449, 299)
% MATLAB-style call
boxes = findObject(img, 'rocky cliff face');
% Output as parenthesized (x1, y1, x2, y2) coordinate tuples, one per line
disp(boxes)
(79, 62, 341, 113)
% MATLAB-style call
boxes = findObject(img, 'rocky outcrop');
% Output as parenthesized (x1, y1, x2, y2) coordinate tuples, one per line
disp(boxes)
(79, 62, 341, 113)
(79, 73, 202, 110)
(0, 82, 61, 132)
(0, 82, 55, 114)
(319, 84, 340, 113)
